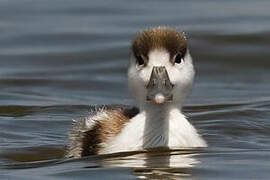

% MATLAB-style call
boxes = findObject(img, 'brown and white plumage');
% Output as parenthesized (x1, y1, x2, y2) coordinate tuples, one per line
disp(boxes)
(66, 106, 139, 157)
(66, 27, 207, 158)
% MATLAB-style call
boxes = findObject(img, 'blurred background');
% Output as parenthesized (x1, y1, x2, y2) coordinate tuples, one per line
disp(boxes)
(1, 0, 270, 179)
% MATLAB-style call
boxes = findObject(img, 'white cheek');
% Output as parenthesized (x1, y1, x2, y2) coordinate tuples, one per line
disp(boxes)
(138, 66, 153, 85)
(128, 65, 149, 104)
(128, 66, 142, 89)
(129, 56, 152, 86)
(167, 57, 195, 96)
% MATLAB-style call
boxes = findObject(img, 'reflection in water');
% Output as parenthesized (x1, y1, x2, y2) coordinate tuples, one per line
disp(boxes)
(134, 151, 198, 180)
(101, 149, 200, 179)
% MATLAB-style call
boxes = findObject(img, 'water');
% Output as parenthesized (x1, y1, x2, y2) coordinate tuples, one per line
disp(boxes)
(1, 0, 270, 179)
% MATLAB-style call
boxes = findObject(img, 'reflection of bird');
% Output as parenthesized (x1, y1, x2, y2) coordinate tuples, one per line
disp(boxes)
(66, 27, 207, 158)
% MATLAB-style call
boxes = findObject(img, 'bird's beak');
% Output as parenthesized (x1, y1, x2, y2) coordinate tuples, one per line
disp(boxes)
(146, 66, 174, 104)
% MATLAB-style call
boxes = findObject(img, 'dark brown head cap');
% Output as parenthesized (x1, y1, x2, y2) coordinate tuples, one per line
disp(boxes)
(132, 26, 187, 60)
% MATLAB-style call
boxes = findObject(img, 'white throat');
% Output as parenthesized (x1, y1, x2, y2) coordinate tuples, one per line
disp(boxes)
(142, 103, 174, 148)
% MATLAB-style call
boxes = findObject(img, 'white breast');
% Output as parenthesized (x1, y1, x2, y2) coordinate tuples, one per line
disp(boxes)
(99, 108, 207, 154)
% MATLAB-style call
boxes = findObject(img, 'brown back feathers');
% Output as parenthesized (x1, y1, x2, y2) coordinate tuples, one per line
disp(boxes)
(66, 106, 139, 157)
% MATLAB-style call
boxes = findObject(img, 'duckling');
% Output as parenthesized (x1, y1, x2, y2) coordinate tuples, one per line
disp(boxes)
(66, 27, 207, 158)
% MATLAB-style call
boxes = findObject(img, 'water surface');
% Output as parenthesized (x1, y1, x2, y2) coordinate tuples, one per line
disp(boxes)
(1, 0, 270, 179)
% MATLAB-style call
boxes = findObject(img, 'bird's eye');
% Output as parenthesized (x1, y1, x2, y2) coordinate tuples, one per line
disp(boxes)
(174, 53, 183, 64)
(136, 55, 145, 66)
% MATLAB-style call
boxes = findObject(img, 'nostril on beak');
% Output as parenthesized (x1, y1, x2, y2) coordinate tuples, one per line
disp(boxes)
(162, 80, 166, 85)
(147, 66, 174, 87)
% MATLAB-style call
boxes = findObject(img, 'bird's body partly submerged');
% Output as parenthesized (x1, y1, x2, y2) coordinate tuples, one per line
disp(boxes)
(66, 27, 207, 158)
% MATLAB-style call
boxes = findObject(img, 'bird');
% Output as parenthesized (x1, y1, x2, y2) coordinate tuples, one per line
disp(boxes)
(66, 26, 207, 158)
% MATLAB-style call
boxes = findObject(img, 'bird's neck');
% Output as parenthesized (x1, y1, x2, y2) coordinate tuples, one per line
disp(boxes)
(140, 103, 182, 148)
